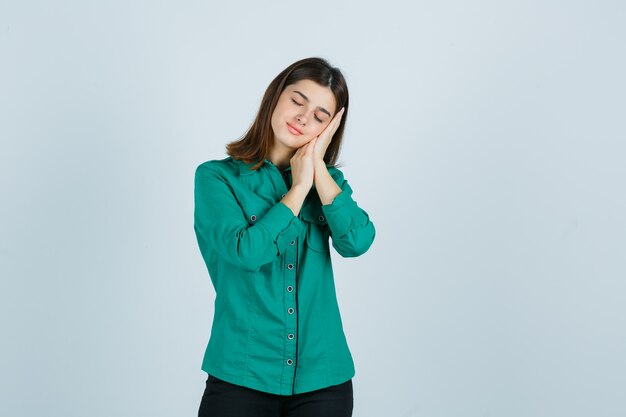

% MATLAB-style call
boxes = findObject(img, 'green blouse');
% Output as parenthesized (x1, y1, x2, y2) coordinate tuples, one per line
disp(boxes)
(193, 156, 376, 395)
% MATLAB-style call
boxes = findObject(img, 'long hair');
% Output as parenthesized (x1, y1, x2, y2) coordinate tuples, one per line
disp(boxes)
(226, 57, 349, 171)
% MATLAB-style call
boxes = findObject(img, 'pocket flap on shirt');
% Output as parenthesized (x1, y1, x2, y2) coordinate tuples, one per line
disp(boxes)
(299, 202, 327, 226)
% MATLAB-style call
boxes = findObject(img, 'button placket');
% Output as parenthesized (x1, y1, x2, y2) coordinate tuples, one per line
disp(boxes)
(283, 234, 298, 379)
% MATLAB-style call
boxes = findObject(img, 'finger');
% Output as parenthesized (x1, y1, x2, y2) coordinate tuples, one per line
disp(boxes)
(329, 110, 343, 130)
(305, 138, 317, 154)
(328, 118, 341, 135)
(333, 107, 345, 123)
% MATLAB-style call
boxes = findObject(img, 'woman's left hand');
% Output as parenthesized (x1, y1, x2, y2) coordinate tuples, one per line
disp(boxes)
(312, 107, 345, 163)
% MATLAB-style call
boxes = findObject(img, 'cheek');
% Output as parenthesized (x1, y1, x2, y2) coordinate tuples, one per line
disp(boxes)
(313, 123, 328, 136)
(271, 107, 285, 128)
(277, 100, 292, 116)
(271, 103, 284, 121)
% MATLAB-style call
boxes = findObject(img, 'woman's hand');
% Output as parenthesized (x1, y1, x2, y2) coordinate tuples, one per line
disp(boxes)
(312, 107, 345, 163)
(290, 136, 318, 190)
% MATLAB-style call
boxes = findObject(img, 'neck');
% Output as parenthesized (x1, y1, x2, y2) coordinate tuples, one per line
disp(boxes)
(268, 142, 295, 171)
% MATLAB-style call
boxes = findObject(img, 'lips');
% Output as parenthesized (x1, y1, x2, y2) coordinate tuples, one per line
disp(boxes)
(286, 123, 302, 135)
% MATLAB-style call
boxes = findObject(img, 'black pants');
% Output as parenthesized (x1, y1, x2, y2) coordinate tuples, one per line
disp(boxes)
(198, 374, 353, 417)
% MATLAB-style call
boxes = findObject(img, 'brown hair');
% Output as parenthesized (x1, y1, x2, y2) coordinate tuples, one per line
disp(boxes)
(226, 57, 349, 171)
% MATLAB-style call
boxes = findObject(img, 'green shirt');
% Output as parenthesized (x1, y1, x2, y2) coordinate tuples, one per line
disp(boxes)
(193, 155, 376, 395)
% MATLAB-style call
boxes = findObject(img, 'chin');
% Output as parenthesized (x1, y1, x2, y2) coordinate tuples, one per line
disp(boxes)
(287, 132, 309, 145)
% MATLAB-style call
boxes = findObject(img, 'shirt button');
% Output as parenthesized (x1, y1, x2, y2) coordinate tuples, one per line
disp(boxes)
(282, 193, 286, 198)
(287, 359, 293, 365)
(290, 240, 295, 245)
(250, 214, 257, 221)
(288, 334, 294, 340)
(286, 286, 293, 292)
(287, 263, 293, 270)
(288, 308, 294, 314)
(318, 215, 325, 222)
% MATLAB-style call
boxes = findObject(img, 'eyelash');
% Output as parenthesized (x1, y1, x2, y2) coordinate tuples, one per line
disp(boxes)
(291, 99, 324, 123)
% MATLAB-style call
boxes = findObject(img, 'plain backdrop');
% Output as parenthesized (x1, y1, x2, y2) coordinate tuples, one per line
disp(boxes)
(1, 1, 625, 416)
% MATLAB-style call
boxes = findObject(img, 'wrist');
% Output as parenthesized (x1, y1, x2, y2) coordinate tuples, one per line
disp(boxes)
(314, 159, 327, 173)
(289, 183, 309, 197)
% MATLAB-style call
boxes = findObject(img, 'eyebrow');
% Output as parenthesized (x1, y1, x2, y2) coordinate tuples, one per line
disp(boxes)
(293, 90, 332, 118)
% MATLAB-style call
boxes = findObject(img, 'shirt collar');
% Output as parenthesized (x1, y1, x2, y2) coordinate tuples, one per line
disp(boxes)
(235, 158, 280, 176)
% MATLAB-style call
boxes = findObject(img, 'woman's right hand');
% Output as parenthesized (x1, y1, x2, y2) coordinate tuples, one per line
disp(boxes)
(280, 138, 317, 217)
(290, 137, 317, 190)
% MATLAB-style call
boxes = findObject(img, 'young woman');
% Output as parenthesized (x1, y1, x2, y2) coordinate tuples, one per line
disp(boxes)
(194, 57, 376, 417)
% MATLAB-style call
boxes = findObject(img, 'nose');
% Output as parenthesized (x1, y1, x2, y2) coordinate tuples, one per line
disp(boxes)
(296, 114, 306, 125)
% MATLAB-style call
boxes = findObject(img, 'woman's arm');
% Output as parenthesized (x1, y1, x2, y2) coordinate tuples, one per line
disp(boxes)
(314, 160, 342, 205)
(194, 163, 305, 271)
(314, 161, 376, 257)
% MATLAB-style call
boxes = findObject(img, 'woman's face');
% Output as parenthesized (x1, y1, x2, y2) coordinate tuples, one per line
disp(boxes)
(270, 79, 337, 151)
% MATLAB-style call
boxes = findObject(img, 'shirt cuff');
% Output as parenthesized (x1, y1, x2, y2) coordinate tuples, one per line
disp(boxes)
(256, 201, 306, 253)
(321, 186, 360, 238)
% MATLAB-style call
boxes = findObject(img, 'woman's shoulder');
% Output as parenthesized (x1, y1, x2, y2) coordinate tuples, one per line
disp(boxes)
(195, 156, 238, 178)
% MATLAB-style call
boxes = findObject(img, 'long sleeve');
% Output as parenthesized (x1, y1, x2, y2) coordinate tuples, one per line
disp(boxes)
(322, 169, 376, 257)
(194, 163, 305, 272)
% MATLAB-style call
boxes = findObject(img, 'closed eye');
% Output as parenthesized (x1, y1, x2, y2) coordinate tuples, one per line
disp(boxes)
(291, 99, 325, 123)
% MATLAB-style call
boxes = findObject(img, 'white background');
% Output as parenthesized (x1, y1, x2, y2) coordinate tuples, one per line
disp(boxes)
(1, 1, 625, 416)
